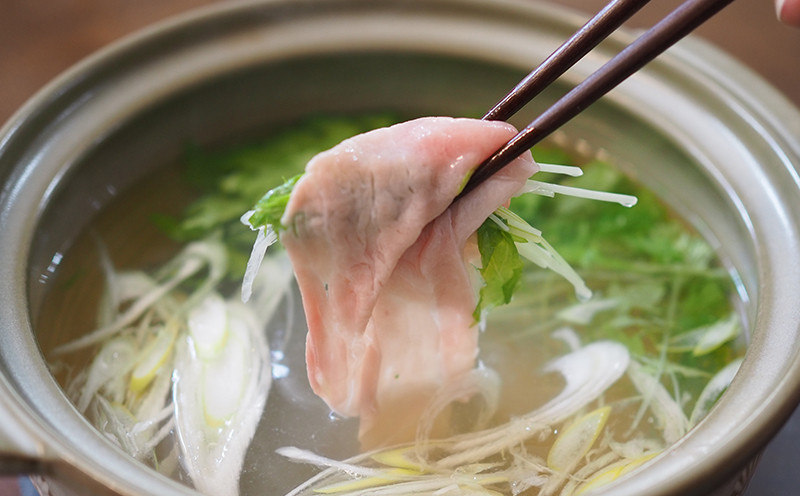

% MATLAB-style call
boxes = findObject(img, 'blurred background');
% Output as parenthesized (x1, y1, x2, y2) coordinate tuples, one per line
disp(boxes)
(1, 0, 798, 495)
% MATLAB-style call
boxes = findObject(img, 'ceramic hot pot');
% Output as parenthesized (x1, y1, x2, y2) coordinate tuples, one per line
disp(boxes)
(1, 1, 800, 495)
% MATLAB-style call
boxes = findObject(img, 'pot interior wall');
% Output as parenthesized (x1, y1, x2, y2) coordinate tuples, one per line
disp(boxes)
(1, 1, 795, 494)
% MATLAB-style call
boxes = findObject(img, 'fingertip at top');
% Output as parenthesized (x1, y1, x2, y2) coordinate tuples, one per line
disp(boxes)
(777, 0, 800, 26)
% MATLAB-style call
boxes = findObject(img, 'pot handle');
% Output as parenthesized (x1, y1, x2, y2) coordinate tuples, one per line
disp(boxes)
(0, 385, 45, 476)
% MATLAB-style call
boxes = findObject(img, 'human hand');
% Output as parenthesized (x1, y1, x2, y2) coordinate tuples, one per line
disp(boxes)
(777, 0, 800, 25)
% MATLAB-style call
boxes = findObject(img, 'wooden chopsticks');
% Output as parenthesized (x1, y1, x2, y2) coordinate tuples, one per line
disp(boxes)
(456, 0, 736, 200)
(483, 0, 652, 122)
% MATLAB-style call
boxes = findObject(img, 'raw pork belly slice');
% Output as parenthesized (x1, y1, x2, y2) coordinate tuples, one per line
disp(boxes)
(280, 117, 537, 447)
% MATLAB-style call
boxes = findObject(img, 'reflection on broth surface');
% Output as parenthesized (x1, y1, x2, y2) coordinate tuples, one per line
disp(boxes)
(39, 114, 745, 496)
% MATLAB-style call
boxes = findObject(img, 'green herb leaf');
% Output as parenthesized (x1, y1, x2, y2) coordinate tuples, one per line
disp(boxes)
(474, 219, 524, 321)
(247, 174, 303, 230)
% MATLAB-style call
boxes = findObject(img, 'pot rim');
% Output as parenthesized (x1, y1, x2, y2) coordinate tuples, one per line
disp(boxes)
(1, 1, 800, 495)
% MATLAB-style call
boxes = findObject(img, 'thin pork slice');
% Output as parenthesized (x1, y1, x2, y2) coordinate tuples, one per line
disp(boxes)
(280, 117, 537, 448)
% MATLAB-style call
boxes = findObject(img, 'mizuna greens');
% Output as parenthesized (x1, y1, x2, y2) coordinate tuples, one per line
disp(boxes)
(46, 114, 744, 496)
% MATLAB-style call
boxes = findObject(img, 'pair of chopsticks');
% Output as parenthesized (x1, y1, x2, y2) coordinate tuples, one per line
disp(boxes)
(456, 0, 735, 200)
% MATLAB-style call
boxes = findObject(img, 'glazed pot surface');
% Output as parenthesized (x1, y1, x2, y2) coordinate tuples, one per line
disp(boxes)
(1, 1, 800, 495)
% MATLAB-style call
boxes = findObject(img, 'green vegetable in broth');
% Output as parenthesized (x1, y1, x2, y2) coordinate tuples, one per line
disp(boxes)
(474, 218, 524, 321)
(248, 174, 303, 231)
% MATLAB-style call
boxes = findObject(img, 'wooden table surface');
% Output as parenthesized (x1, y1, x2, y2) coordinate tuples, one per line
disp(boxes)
(1, 1, 798, 495)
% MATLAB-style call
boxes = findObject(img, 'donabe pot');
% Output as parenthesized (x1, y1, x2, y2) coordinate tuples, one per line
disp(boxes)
(1, 1, 800, 495)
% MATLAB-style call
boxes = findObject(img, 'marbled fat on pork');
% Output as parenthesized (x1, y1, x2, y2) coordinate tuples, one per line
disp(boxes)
(280, 117, 537, 447)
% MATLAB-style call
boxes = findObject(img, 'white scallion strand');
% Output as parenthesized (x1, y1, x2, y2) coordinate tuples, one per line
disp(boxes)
(521, 180, 637, 207)
(240, 209, 279, 303)
(626, 361, 690, 444)
(521, 162, 637, 207)
(537, 162, 583, 177)
(173, 294, 273, 496)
